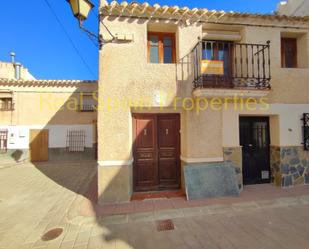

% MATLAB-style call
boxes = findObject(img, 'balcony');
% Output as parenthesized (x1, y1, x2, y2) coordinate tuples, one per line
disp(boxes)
(192, 40, 271, 98)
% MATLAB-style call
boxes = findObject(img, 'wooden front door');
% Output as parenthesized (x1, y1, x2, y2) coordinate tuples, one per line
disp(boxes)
(239, 117, 270, 185)
(133, 114, 180, 191)
(29, 129, 49, 162)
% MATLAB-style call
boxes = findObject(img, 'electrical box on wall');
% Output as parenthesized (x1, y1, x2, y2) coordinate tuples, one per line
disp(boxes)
(303, 113, 309, 151)
(9, 132, 15, 144)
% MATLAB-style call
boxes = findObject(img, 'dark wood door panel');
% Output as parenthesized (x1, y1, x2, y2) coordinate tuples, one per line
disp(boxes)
(158, 118, 178, 148)
(133, 114, 158, 191)
(135, 161, 157, 190)
(158, 159, 178, 188)
(158, 115, 180, 189)
(135, 151, 156, 161)
(135, 116, 156, 149)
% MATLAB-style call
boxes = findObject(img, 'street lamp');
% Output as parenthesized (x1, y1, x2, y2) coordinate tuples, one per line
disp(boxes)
(67, 0, 117, 47)
(66, 0, 94, 22)
(66, 0, 103, 47)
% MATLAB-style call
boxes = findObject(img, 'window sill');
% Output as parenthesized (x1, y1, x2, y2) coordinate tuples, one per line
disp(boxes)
(0, 109, 14, 112)
(147, 62, 176, 65)
(280, 67, 309, 70)
(78, 109, 96, 112)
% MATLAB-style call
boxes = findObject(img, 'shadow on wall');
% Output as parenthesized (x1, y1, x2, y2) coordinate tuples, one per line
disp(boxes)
(9, 19, 199, 246)
(2, 80, 99, 199)
(87, 25, 197, 246)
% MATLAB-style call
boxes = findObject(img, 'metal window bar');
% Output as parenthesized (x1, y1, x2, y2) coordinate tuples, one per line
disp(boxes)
(79, 104, 97, 112)
(192, 40, 271, 89)
(0, 98, 14, 111)
(0, 129, 8, 153)
(303, 113, 309, 151)
(66, 130, 86, 152)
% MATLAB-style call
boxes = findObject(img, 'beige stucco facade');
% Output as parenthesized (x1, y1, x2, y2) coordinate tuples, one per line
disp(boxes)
(96, 1, 309, 204)
(0, 74, 98, 163)
(0, 80, 97, 126)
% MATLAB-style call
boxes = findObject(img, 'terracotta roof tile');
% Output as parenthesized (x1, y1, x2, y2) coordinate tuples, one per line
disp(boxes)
(0, 79, 97, 87)
(100, 1, 309, 23)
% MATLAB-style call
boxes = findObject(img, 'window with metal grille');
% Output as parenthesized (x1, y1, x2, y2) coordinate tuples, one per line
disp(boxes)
(0, 98, 14, 111)
(66, 130, 86, 152)
(79, 95, 97, 112)
(0, 129, 8, 153)
(303, 113, 309, 151)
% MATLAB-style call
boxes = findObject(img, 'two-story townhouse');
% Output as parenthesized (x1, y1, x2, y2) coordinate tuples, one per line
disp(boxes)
(0, 58, 98, 163)
(96, 1, 309, 204)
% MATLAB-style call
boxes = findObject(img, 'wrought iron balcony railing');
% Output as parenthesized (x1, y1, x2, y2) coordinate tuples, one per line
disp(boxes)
(192, 40, 271, 89)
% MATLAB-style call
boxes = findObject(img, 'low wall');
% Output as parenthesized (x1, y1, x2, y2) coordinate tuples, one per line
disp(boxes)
(223, 147, 243, 190)
(270, 146, 309, 187)
(0, 147, 96, 164)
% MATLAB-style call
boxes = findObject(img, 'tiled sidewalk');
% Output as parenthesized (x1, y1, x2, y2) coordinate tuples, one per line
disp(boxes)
(78, 184, 309, 218)
(0, 161, 97, 249)
(1, 161, 309, 249)
(95, 194, 309, 225)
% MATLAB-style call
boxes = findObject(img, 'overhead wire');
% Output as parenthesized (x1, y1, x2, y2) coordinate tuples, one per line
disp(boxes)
(43, 0, 96, 78)
(91, 8, 116, 40)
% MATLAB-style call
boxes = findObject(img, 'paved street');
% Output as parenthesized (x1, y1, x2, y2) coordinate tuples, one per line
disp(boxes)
(1, 161, 309, 249)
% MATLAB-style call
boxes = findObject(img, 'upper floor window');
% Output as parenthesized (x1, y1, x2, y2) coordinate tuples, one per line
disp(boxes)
(281, 38, 297, 68)
(147, 32, 176, 64)
(79, 95, 97, 112)
(0, 98, 14, 111)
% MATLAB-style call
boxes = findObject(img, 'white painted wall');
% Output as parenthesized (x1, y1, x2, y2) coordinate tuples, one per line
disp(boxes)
(0, 124, 93, 149)
(222, 104, 309, 147)
(47, 125, 93, 148)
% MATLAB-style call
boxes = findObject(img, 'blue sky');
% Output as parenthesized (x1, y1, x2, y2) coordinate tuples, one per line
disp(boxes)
(0, 0, 279, 80)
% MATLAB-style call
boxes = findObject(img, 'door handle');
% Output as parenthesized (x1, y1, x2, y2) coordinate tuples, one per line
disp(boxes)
(248, 144, 253, 147)
(166, 129, 169, 135)
(143, 129, 147, 136)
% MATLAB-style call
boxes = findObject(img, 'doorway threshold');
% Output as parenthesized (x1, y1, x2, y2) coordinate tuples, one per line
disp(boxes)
(131, 190, 186, 201)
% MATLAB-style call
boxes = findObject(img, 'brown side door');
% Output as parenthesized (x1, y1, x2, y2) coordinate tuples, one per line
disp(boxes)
(29, 129, 49, 162)
(133, 114, 180, 192)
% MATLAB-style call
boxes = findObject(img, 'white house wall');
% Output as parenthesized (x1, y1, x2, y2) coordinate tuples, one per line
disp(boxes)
(222, 103, 309, 147)
(0, 124, 93, 149)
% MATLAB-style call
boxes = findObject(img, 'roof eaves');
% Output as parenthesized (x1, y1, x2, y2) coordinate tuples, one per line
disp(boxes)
(100, 1, 309, 23)
(0, 79, 97, 87)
